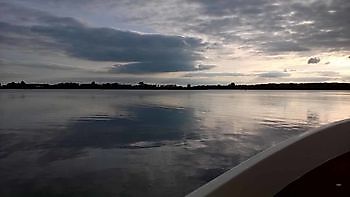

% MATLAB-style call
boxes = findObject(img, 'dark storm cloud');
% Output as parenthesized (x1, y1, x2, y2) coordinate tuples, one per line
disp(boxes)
(0, 22, 63, 51)
(31, 24, 204, 62)
(0, 2, 48, 25)
(0, 2, 208, 73)
(0, 21, 28, 34)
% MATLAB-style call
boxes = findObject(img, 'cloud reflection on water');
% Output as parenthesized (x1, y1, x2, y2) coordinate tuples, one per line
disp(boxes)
(1, 90, 350, 197)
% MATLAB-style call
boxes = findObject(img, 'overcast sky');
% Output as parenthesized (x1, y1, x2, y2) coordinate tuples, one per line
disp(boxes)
(1, 0, 350, 84)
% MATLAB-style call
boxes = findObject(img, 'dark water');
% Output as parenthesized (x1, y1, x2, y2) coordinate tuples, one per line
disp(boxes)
(1, 90, 350, 197)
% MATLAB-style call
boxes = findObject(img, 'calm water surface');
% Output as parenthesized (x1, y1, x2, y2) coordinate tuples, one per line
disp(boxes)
(1, 90, 350, 196)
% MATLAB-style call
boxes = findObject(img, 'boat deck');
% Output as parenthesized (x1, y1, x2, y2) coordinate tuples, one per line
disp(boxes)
(276, 151, 350, 196)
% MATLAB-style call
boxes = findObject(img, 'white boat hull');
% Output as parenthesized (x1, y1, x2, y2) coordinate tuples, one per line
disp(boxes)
(187, 119, 350, 197)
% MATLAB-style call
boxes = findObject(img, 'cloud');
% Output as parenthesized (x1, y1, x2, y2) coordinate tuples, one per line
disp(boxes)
(317, 71, 339, 77)
(190, 0, 350, 53)
(0, 60, 82, 72)
(192, 0, 269, 16)
(0, 2, 49, 25)
(286, 76, 339, 82)
(257, 71, 290, 78)
(263, 41, 309, 52)
(31, 24, 205, 63)
(185, 71, 291, 79)
(307, 57, 321, 64)
(110, 63, 213, 74)
(0, 3, 208, 73)
(1, 0, 350, 83)
(183, 72, 246, 78)
(5, 0, 350, 56)
(301, 71, 340, 77)
(36, 25, 208, 73)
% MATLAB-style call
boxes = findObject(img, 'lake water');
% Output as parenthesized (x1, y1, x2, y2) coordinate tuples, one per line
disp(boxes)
(1, 90, 350, 196)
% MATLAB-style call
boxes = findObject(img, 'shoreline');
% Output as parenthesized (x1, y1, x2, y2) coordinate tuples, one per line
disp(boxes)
(2, 82, 350, 90)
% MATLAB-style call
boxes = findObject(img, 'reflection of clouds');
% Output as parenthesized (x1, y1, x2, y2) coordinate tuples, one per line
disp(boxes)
(0, 90, 123, 130)
(2, 105, 198, 164)
(1, 90, 350, 196)
(51, 106, 197, 150)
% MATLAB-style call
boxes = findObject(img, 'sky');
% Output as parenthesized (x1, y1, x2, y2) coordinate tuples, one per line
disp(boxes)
(0, 0, 350, 85)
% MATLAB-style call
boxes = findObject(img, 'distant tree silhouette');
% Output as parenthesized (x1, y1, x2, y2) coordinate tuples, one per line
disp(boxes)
(1, 81, 350, 90)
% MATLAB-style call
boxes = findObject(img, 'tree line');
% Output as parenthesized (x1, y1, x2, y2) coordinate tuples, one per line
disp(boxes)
(1, 81, 350, 90)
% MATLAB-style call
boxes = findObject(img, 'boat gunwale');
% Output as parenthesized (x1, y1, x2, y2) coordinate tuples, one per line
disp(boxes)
(186, 118, 350, 197)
